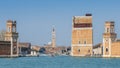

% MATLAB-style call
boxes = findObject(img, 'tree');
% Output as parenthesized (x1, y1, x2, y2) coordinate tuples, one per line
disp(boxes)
(0, 30, 6, 41)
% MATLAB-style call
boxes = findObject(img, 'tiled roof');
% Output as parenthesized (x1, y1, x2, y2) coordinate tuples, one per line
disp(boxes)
(19, 42, 31, 48)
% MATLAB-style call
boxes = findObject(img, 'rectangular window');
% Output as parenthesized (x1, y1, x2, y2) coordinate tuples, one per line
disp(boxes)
(79, 41, 80, 44)
(84, 41, 86, 44)
(107, 28, 109, 33)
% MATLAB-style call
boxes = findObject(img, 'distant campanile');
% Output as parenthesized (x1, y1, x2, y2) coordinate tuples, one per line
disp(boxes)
(51, 26, 56, 47)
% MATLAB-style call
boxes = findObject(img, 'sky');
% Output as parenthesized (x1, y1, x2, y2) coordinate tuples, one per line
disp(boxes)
(0, 0, 120, 46)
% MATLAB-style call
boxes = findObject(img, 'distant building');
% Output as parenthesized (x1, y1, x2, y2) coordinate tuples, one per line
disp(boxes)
(94, 21, 120, 57)
(19, 42, 31, 55)
(0, 20, 19, 57)
(111, 40, 120, 57)
(31, 46, 40, 56)
(51, 27, 56, 47)
(0, 41, 11, 56)
(40, 45, 71, 56)
(93, 43, 103, 56)
(102, 21, 120, 57)
(71, 14, 93, 56)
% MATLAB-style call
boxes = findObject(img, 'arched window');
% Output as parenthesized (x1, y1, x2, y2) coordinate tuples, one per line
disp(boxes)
(8, 27, 11, 32)
(88, 50, 90, 53)
(13, 26, 16, 32)
(78, 49, 80, 52)
(111, 28, 114, 33)
(78, 41, 80, 44)
(105, 38, 108, 42)
(106, 48, 108, 52)
(13, 38, 17, 42)
(84, 41, 86, 44)
(13, 46, 17, 52)
(107, 28, 109, 33)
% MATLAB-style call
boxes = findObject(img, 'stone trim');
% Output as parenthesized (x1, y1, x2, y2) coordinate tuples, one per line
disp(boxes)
(73, 28, 92, 30)
(72, 44, 93, 46)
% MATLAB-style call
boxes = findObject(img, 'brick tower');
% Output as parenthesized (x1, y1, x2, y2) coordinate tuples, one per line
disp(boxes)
(51, 27, 56, 47)
(103, 21, 117, 57)
(5, 20, 19, 57)
(71, 14, 93, 56)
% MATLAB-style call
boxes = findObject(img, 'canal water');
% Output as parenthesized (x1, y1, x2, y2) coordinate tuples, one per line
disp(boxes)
(0, 56, 120, 68)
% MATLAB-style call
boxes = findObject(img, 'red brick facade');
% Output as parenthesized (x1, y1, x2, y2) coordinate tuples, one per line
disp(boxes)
(0, 41, 11, 55)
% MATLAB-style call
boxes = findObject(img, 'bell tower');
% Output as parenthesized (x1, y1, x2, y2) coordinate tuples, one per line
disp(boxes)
(5, 20, 19, 57)
(103, 21, 117, 57)
(51, 27, 56, 47)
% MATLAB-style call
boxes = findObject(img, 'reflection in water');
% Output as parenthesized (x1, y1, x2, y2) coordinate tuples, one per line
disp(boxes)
(0, 56, 120, 68)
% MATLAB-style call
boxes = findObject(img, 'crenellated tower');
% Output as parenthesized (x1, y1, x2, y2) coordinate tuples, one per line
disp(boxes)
(103, 21, 117, 57)
(71, 14, 93, 56)
(5, 20, 19, 57)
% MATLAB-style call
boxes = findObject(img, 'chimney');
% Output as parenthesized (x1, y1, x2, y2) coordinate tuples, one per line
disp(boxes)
(85, 13, 92, 16)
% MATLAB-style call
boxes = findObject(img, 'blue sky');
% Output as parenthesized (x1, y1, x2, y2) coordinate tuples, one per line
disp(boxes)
(0, 0, 120, 46)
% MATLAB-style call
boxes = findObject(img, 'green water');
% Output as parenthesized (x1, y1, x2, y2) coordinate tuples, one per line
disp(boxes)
(0, 56, 120, 68)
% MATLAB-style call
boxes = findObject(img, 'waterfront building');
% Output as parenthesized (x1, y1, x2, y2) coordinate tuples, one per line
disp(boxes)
(31, 46, 40, 56)
(0, 20, 19, 57)
(93, 43, 103, 56)
(19, 42, 31, 55)
(111, 40, 120, 57)
(103, 21, 117, 57)
(40, 44, 70, 56)
(71, 14, 93, 56)
(0, 41, 11, 56)
(103, 21, 120, 57)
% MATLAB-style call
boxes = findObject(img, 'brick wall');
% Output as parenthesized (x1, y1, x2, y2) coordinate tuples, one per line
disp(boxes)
(111, 42, 120, 57)
(72, 46, 92, 56)
(0, 43, 11, 55)
(71, 14, 93, 56)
